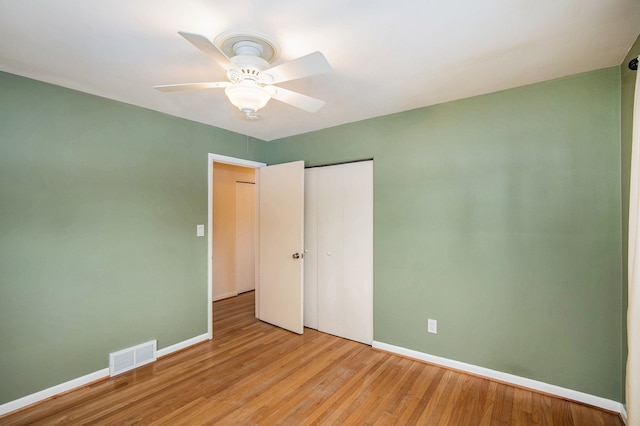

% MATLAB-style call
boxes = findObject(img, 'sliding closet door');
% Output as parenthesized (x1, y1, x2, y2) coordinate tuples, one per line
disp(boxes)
(304, 169, 319, 330)
(340, 161, 373, 344)
(317, 166, 346, 338)
(308, 161, 373, 345)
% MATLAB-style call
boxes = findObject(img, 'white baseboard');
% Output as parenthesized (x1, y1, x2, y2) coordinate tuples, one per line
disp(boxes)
(156, 333, 209, 358)
(213, 292, 237, 302)
(0, 368, 109, 417)
(0, 333, 211, 417)
(372, 341, 625, 416)
(620, 404, 628, 424)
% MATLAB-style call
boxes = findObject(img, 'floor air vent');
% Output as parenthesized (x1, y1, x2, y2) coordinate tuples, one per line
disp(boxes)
(109, 340, 157, 377)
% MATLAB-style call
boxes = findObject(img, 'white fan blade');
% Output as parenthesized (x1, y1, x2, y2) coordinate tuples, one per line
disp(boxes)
(270, 86, 325, 113)
(178, 31, 236, 72)
(154, 82, 231, 92)
(262, 52, 332, 84)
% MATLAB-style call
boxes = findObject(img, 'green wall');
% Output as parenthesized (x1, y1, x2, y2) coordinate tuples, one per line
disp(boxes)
(269, 67, 624, 401)
(0, 71, 267, 404)
(621, 33, 640, 405)
(0, 61, 629, 406)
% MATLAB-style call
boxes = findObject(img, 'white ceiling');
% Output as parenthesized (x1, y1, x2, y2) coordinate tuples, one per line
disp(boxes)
(1, 0, 639, 141)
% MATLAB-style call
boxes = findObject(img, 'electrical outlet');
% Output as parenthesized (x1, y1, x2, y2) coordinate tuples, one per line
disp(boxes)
(428, 319, 437, 334)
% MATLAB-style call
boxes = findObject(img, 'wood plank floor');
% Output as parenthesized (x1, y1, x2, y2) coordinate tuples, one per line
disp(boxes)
(1, 291, 623, 425)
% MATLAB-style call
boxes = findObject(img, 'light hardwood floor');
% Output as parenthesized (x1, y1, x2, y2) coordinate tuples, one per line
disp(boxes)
(1, 291, 623, 425)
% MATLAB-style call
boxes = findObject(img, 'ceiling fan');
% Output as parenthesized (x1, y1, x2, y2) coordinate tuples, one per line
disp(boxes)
(155, 31, 332, 120)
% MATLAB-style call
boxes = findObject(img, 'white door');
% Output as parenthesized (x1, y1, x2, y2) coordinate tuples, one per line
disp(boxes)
(305, 161, 373, 344)
(257, 161, 305, 334)
(303, 169, 319, 329)
(235, 182, 256, 293)
(338, 161, 373, 344)
(317, 166, 345, 337)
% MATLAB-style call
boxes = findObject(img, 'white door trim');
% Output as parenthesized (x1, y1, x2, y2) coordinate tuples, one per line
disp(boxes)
(207, 153, 266, 339)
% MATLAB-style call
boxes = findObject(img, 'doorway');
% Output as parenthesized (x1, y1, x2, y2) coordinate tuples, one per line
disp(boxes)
(207, 153, 265, 339)
(212, 162, 256, 301)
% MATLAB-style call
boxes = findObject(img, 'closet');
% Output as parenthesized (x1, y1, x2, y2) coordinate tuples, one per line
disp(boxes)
(304, 160, 373, 345)
(234, 181, 256, 293)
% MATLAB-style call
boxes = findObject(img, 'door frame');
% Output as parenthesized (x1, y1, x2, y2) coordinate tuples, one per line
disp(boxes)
(207, 153, 266, 339)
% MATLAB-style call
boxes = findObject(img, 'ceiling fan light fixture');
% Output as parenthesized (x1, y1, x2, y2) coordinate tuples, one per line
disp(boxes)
(156, 31, 332, 118)
(224, 82, 271, 115)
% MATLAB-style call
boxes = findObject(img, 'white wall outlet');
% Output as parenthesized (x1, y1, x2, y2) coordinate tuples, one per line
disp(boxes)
(428, 318, 437, 334)
(196, 224, 205, 237)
